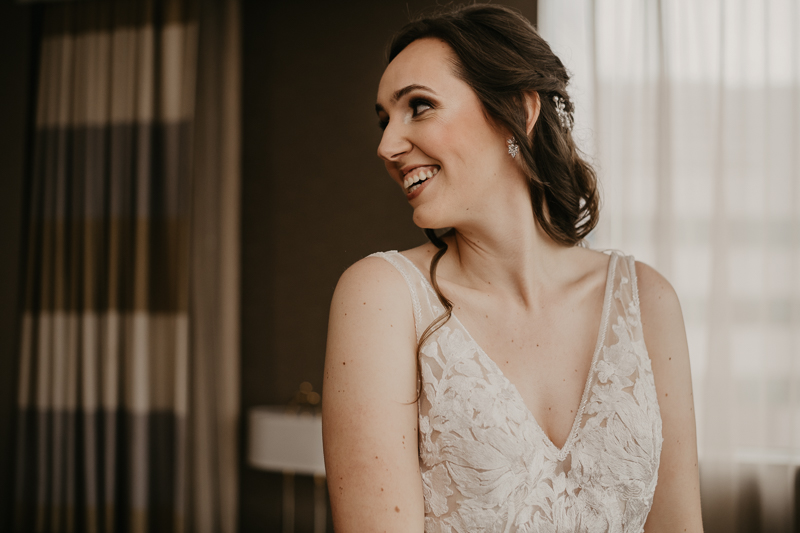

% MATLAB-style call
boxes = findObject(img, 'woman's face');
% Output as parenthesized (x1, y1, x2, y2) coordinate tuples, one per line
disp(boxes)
(376, 38, 522, 230)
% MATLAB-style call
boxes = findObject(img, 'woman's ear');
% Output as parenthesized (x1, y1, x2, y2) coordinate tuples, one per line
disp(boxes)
(524, 92, 541, 136)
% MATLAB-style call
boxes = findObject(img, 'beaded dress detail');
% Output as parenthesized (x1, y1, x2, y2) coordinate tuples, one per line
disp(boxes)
(370, 250, 662, 533)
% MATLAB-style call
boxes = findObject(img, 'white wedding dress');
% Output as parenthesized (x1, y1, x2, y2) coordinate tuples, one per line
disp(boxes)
(370, 249, 663, 533)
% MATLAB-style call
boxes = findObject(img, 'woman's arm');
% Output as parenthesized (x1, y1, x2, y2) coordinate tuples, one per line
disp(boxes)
(637, 261, 704, 532)
(322, 257, 425, 532)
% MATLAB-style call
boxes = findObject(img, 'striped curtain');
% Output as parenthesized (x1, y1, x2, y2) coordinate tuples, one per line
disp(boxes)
(13, 1, 240, 532)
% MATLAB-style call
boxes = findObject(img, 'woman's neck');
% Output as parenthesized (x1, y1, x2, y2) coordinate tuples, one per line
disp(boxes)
(441, 200, 573, 309)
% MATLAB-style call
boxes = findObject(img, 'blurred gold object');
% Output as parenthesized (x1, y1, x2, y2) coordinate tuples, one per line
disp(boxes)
(287, 381, 322, 414)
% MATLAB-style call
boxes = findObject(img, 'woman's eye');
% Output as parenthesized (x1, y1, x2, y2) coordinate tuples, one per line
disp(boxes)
(376, 99, 433, 130)
(410, 99, 433, 116)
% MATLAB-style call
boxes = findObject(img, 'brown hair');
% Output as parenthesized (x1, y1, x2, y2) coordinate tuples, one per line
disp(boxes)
(388, 4, 601, 388)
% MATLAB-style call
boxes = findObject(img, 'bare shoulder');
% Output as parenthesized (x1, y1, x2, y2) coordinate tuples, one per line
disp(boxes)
(323, 254, 424, 531)
(633, 265, 704, 530)
(334, 254, 410, 300)
(326, 254, 418, 400)
(634, 260, 680, 307)
(632, 260, 686, 359)
(632, 259, 691, 380)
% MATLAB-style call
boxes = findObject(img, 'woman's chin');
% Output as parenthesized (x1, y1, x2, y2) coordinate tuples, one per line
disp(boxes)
(411, 206, 449, 231)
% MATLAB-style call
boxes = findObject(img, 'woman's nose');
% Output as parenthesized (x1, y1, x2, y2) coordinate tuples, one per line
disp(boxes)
(377, 120, 412, 162)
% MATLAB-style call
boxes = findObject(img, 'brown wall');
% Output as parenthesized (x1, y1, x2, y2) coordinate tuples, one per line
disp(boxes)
(239, 1, 537, 531)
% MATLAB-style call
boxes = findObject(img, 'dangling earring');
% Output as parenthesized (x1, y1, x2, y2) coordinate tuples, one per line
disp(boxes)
(507, 137, 519, 158)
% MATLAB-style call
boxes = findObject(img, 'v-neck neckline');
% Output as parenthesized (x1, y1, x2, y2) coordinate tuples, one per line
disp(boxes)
(396, 250, 618, 461)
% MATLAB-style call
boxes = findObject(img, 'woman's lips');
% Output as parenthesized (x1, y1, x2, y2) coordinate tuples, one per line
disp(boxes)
(406, 174, 434, 201)
(402, 166, 439, 199)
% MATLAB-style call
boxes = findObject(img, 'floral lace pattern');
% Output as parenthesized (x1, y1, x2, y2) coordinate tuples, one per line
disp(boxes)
(370, 250, 663, 533)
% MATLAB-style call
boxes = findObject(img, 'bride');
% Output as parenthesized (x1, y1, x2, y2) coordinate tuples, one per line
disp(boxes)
(322, 4, 703, 532)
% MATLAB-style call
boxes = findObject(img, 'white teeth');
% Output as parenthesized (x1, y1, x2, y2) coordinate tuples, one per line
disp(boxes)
(403, 167, 439, 192)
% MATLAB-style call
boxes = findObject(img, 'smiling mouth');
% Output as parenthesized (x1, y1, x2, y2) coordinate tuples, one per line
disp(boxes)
(403, 166, 440, 193)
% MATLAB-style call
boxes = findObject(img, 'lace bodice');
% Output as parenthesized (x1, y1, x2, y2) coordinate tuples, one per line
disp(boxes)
(370, 250, 663, 533)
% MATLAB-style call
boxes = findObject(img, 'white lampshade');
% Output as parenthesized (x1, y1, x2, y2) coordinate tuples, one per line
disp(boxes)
(247, 406, 326, 476)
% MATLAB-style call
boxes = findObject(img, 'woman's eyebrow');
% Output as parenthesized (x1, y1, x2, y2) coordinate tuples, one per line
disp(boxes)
(375, 84, 438, 114)
(392, 84, 436, 102)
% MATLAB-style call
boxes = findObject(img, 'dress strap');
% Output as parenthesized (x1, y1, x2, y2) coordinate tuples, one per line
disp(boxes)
(603, 252, 649, 362)
(627, 255, 641, 313)
(609, 252, 637, 313)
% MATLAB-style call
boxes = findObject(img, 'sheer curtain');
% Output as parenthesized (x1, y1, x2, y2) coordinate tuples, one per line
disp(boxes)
(539, 1, 800, 530)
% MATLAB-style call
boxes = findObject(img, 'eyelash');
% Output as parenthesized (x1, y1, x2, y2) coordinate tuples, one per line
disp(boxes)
(378, 98, 435, 130)
(410, 98, 433, 116)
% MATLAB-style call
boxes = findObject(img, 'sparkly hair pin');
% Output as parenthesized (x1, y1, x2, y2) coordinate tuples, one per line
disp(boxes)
(553, 95, 572, 130)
